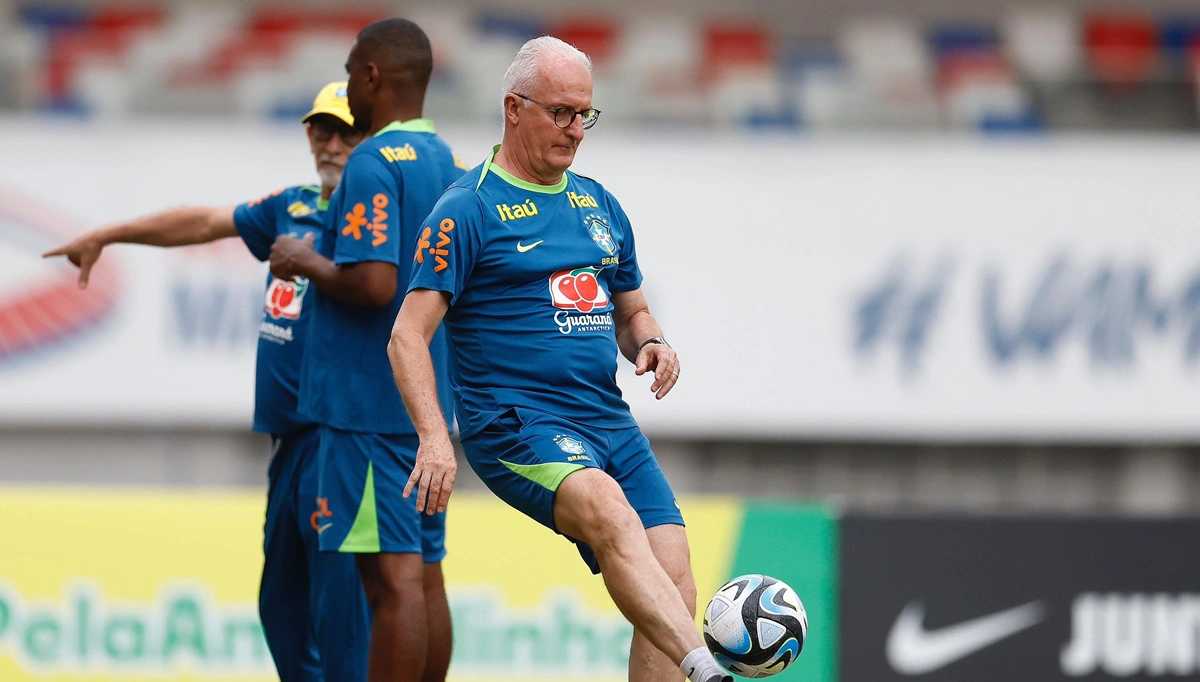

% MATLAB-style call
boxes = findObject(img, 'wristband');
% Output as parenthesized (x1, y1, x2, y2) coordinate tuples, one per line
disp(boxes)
(637, 337, 670, 353)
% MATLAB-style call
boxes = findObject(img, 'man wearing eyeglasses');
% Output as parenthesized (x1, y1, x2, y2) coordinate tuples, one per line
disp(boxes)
(389, 37, 731, 682)
(42, 83, 371, 680)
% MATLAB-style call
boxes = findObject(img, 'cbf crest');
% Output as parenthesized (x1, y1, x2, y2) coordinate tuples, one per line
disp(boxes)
(584, 214, 616, 256)
(554, 435, 587, 455)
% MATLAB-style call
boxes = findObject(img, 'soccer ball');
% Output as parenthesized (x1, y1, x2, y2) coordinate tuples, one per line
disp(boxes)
(703, 574, 807, 678)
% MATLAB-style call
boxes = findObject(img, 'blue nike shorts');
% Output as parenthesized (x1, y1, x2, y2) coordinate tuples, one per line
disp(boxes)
(315, 424, 446, 561)
(461, 407, 683, 574)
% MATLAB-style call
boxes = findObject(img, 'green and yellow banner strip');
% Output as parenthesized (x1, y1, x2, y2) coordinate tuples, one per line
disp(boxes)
(0, 489, 837, 682)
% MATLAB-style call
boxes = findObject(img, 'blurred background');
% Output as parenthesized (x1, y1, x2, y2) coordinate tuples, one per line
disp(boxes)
(1, 0, 1198, 681)
(7, 0, 1200, 132)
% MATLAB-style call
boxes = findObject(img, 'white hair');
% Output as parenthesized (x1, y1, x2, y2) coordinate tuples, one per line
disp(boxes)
(501, 36, 593, 103)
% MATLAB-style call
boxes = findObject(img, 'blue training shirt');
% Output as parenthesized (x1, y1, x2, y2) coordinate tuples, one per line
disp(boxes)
(300, 119, 465, 435)
(408, 146, 643, 439)
(232, 185, 325, 436)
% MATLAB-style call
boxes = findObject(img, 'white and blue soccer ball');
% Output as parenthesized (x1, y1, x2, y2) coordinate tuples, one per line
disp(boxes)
(703, 574, 807, 678)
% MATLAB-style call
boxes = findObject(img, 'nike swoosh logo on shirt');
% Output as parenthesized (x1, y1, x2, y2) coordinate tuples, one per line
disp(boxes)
(516, 240, 543, 253)
(886, 600, 1046, 674)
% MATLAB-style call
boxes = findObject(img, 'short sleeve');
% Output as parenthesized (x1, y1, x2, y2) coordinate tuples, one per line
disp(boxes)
(407, 187, 484, 307)
(607, 192, 643, 293)
(233, 189, 286, 261)
(332, 153, 401, 266)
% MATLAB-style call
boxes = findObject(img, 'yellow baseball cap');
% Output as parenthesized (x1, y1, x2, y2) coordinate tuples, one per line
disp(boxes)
(301, 81, 354, 127)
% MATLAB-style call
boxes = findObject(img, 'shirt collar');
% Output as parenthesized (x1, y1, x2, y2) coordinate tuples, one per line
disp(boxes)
(374, 118, 437, 136)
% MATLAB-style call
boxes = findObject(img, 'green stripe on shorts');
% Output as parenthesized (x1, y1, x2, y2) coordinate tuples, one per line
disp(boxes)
(499, 459, 585, 491)
(339, 462, 381, 553)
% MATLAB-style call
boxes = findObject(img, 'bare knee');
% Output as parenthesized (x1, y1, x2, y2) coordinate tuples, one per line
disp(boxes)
(554, 469, 642, 552)
(357, 553, 425, 611)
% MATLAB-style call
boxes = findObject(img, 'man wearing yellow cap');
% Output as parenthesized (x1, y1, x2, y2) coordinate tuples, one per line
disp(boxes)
(43, 83, 372, 681)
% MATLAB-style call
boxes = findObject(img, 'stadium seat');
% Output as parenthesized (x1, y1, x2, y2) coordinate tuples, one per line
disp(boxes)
(937, 48, 1041, 132)
(840, 17, 938, 128)
(16, 3, 90, 34)
(400, 7, 473, 124)
(237, 34, 351, 121)
(0, 24, 39, 110)
(612, 17, 704, 126)
(1083, 11, 1158, 88)
(90, 6, 162, 35)
(703, 22, 771, 77)
(1159, 15, 1200, 74)
(127, 4, 243, 115)
(29, 5, 160, 111)
(1003, 7, 1081, 83)
(548, 18, 619, 68)
(476, 11, 543, 43)
(779, 42, 845, 130)
(701, 22, 786, 128)
(456, 34, 526, 122)
(2, 0, 1196, 133)
(928, 23, 1000, 57)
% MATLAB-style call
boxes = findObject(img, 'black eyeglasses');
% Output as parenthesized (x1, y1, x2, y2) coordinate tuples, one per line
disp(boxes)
(309, 119, 366, 146)
(512, 93, 601, 130)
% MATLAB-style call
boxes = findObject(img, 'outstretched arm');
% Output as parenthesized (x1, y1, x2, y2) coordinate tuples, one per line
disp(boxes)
(612, 288, 681, 400)
(388, 287, 455, 514)
(42, 206, 237, 288)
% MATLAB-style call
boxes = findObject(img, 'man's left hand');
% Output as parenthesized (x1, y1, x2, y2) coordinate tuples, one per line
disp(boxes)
(635, 343, 680, 400)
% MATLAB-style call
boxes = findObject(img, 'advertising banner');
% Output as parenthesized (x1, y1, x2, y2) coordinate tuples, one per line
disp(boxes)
(0, 488, 272, 681)
(4, 125, 1195, 440)
(840, 515, 1200, 681)
(0, 488, 837, 682)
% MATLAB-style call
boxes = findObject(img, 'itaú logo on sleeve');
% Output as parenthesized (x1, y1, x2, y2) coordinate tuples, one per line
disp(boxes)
(549, 267, 613, 334)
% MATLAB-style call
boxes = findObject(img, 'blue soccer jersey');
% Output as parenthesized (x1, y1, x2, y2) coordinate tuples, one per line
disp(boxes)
(300, 120, 464, 435)
(408, 146, 643, 439)
(233, 185, 326, 435)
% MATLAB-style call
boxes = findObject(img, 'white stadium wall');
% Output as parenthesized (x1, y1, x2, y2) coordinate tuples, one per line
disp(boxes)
(0, 122, 1196, 442)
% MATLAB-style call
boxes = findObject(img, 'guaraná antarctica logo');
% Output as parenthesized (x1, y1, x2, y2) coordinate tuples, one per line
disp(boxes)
(264, 277, 308, 321)
(549, 267, 614, 335)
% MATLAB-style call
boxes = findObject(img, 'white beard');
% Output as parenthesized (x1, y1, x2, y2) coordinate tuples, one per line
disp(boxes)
(317, 164, 343, 190)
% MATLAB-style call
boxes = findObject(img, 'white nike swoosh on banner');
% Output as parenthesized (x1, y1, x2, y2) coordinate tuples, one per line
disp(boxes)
(886, 600, 1046, 675)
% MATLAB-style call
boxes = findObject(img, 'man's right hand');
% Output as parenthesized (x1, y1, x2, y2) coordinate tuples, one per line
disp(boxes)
(42, 234, 105, 289)
(404, 434, 458, 516)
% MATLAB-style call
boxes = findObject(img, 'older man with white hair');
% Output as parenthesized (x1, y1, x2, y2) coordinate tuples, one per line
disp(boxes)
(389, 37, 733, 682)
